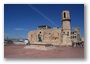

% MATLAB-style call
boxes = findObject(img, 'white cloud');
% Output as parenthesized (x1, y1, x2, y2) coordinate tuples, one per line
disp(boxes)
(15, 28, 24, 30)
(15, 28, 28, 31)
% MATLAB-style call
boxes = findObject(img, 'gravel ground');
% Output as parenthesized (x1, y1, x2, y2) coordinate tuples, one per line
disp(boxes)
(4, 44, 84, 58)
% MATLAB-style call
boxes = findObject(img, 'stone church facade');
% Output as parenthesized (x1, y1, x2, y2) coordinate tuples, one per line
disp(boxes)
(28, 10, 72, 46)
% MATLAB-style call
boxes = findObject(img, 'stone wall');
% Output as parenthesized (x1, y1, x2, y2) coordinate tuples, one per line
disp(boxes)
(28, 29, 62, 45)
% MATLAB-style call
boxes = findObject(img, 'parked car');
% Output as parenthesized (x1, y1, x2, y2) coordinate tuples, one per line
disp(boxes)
(24, 39, 30, 45)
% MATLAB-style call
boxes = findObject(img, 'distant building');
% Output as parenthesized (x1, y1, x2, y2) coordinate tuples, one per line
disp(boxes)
(71, 27, 81, 42)
(38, 25, 51, 30)
(28, 10, 72, 46)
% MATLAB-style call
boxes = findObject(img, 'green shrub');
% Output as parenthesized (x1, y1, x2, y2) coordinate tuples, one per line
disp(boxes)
(6, 40, 13, 44)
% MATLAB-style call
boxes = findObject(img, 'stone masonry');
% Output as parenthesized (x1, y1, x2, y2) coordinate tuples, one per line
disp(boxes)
(28, 10, 72, 46)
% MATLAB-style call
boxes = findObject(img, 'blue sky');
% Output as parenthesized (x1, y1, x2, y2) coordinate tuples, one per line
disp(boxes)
(4, 4, 84, 39)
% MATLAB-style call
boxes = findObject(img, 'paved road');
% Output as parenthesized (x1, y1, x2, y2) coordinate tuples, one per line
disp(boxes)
(4, 45, 84, 58)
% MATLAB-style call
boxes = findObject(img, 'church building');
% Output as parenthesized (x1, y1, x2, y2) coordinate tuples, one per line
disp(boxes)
(28, 10, 72, 46)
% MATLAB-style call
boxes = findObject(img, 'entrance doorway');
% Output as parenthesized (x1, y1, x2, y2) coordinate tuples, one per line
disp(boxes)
(38, 34, 42, 42)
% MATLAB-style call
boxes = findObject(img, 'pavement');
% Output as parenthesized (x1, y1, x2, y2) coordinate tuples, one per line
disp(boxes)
(4, 44, 84, 58)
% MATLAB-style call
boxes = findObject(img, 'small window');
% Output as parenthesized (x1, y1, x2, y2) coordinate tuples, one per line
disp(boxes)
(75, 36, 76, 38)
(31, 35, 33, 37)
(67, 32, 69, 36)
(49, 33, 51, 34)
(64, 12, 66, 18)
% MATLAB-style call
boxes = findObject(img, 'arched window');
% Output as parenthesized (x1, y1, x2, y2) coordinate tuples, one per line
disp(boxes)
(75, 36, 76, 38)
(64, 12, 66, 18)
(49, 33, 51, 34)
(40, 32, 41, 33)
(63, 32, 65, 34)
(67, 32, 69, 36)
(31, 35, 33, 38)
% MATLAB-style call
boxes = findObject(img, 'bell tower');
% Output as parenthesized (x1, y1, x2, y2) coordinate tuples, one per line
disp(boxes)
(61, 10, 72, 46)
